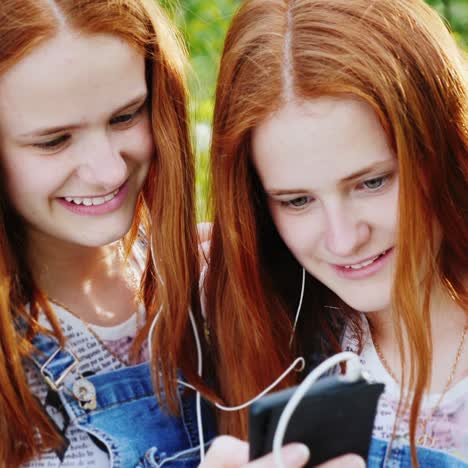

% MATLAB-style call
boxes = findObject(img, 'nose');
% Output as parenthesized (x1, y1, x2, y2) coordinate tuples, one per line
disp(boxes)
(76, 131, 127, 190)
(323, 201, 370, 257)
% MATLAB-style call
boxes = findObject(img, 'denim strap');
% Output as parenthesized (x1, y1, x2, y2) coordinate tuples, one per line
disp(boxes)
(30, 332, 79, 391)
(27, 332, 77, 460)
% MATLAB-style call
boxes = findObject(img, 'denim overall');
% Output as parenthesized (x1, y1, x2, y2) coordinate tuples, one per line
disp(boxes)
(30, 332, 216, 467)
(306, 328, 468, 468)
(367, 437, 468, 467)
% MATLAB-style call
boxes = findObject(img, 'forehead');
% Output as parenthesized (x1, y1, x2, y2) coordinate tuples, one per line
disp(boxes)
(0, 30, 146, 135)
(252, 97, 394, 189)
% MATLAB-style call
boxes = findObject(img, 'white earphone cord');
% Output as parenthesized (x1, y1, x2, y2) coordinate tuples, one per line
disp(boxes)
(273, 352, 362, 468)
(289, 267, 305, 348)
(148, 264, 362, 466)
(149, 308, 306, 462)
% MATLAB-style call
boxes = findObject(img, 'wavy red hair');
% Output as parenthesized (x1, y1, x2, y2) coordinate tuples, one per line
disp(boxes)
(204, 0, 468, 464)
(0, 0, 200, 465)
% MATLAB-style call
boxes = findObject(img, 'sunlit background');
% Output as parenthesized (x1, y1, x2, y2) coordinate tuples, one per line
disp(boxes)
(160, 0, 468, 220)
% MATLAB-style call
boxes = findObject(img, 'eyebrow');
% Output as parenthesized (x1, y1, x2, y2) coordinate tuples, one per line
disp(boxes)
(339, 161, 392, 184)
(19, 92, 148, 138)
(267, 161, 394, 196)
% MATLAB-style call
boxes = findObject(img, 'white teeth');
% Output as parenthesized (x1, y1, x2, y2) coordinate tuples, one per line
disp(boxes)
(344, 252, 384, 270)
(64, 188, 119, 206)
(349, 258, 377, 269)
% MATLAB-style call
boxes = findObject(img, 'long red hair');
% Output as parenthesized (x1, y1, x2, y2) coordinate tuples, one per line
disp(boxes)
(204, 0, 468, 464)
(0, 0, 200, 465)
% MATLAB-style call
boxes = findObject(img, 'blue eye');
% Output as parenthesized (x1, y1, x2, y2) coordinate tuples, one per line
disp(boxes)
(111, 113, 135, 124)
(110, 103, 146, 126)
(360, 175, 387, 191)
(282, 196, 313, 209)
(33, 134, 70, 151)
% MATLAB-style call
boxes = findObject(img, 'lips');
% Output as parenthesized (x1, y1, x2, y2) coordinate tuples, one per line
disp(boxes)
(331, 248, 394, 280)
(340, 249, 390, 270)
(64, 188, 120, 206)
(57, 180, 129, 216)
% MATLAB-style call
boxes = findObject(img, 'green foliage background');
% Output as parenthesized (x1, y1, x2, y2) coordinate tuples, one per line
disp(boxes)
(160, 0, 468, 218)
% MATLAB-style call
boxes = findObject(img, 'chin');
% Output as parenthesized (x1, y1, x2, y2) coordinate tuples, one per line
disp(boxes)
(86, 227, 133, 247)
(80, 234, 127, 248)
(67, 218, 135, 248)
(340, 294, 392, 314)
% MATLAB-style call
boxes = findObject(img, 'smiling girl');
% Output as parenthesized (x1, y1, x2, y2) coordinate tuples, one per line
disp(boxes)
(199, 0, 468, 466)
(0, 0, 212, 466)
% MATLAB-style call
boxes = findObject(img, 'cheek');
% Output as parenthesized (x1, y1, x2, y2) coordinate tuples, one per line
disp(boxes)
(389, 190, 399, 235)
(269, 204, 319, 257)
(131, 116, 154, 163)
(1, 149, 65, 207)
(373, 183, 399, 235)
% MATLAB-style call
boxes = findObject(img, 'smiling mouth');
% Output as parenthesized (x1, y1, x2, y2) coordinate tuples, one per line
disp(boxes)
(63, 188, 120, 206)
(340, 249, 391, 270)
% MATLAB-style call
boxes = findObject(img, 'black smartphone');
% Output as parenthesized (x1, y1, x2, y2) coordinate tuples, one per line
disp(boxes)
(249, 375, 384, 467)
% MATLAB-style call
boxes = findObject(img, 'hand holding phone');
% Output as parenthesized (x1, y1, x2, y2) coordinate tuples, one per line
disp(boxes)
(200, 435, 366, 468)
(249, 375, 384, 467)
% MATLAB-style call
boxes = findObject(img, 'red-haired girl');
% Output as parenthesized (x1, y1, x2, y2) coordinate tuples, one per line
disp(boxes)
(199, 0, 468, 466)
(0, 0, 213, 466)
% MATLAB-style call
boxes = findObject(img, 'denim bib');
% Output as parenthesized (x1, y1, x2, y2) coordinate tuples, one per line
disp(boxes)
(30, 332, 216, 467)
(367, 437, 468, 467)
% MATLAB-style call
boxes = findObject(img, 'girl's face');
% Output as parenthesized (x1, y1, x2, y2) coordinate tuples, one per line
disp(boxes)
(252, 97, 398, 314)
(0, 31, 153, 248)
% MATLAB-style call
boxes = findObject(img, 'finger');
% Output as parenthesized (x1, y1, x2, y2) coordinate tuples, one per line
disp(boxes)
(201, 435, 249, 468)
(316, 454, 366, 468)
(246, 443, 310, 468)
